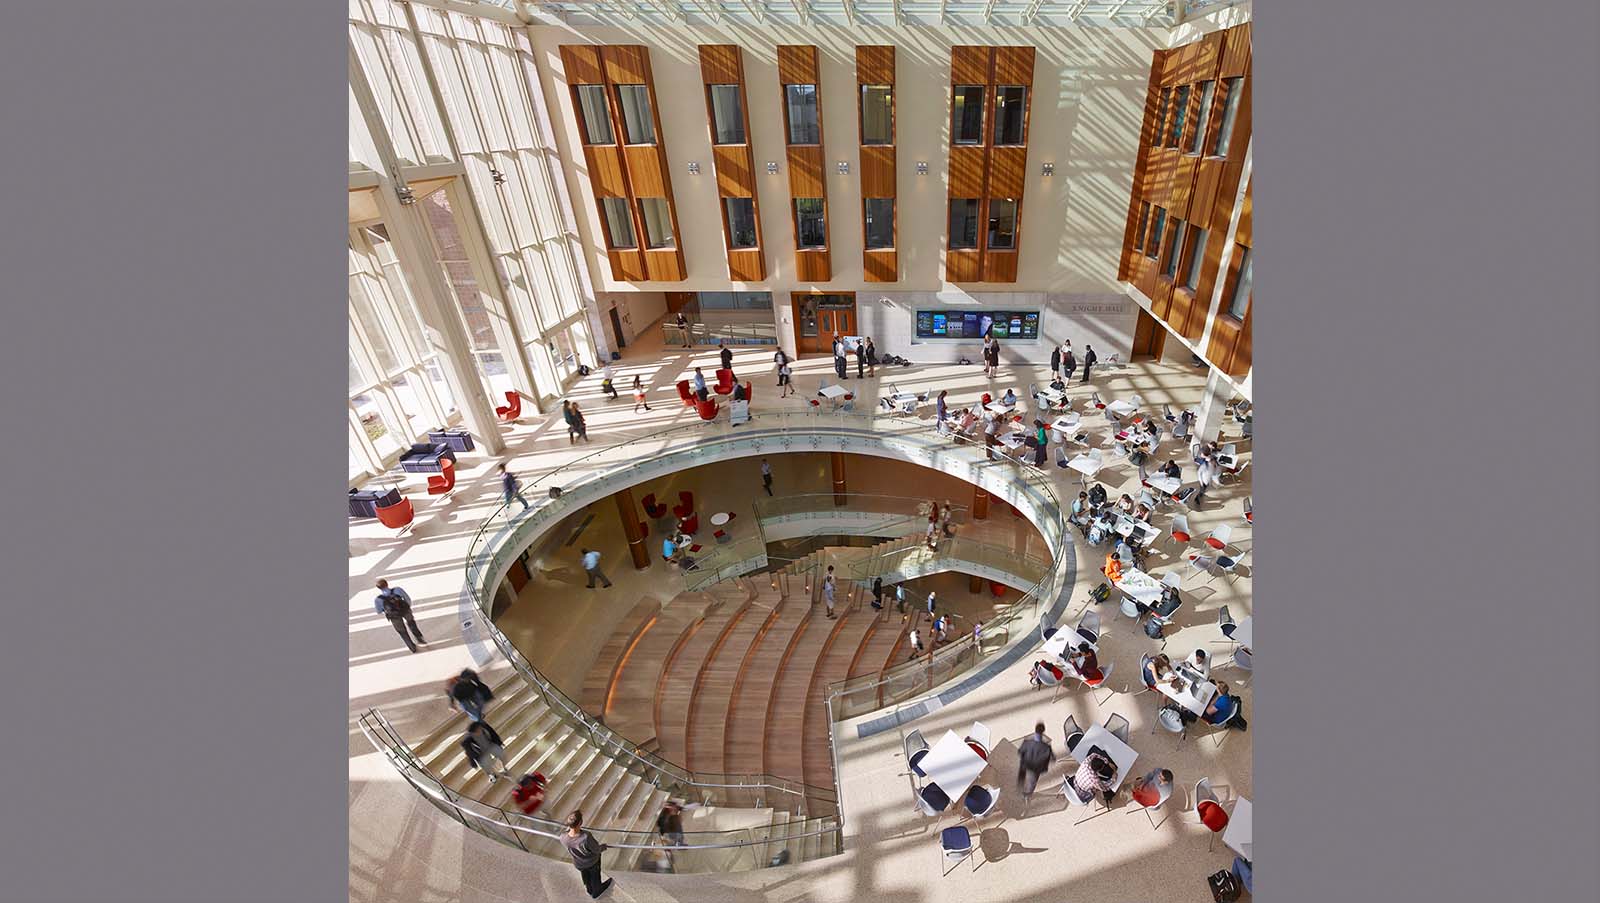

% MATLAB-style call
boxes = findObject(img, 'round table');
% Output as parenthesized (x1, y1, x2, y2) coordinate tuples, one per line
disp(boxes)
(709, 512, 732, 527)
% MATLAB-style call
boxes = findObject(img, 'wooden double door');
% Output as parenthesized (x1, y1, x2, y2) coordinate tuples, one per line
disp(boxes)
(793, 292, 857, 355)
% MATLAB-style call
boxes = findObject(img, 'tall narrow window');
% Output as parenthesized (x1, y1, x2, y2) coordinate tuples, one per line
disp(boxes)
(994, 86, 1027, 146)
(574, 85, 613, 144)
(795, 198, 826, 248)
(1183, 225, 1207, 290)
(1187, 81, 1214, 154)
(600, 197, 635, 249)
(708, 84, 745, 144)
(949, 199, 979, 249)
(951, 85, 985, 145)
(1162, 217, 1185, 277)
(1226, 247, 1252, 319)
(638, 198, 674, 248)
(1210, 78, 1242, 157)
(1146, 208, 1166, 260)
(864, 198, 894, 249)
(724, 197, 757, 249)
(861, 85, 893, 145)
(616, 85, 656, 144)
(1153, 87, 1170, 147)
(987, 199, 1018, 250)
(1168, 85, 1190, 147)
(785, 84, 820, 144)
(1134, 202, 1151, 251)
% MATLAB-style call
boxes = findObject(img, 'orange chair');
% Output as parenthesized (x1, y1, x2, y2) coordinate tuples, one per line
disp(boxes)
(495, 390, 522, 422)
(713, 369, 735, 396)
(375, 496, 415, 530)
(697, 397, 719, 421)
(676, 380, 696, 408)
(426, 458, 456, 496)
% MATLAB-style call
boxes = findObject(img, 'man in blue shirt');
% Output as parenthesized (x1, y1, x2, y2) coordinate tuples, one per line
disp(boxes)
(661, 536, 678, 564)
(498, 463, 530, 511)
(374, 578, 426, 653)
(580, 548, 613, 589)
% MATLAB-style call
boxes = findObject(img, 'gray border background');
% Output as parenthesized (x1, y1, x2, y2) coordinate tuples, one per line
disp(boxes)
(0, 0, 1595, 901)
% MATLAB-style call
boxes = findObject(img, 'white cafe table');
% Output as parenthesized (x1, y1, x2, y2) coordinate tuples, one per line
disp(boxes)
(1154, 673, 1217, 718)
(1051, 413, 1081, 434)
(1223, 797, 1253, 859)
(1066, 453, 1103, 482)
(1042, 626, 1098, 661)
(1116, 568, 1165, 606)
(986, 401, 1016, 414)
(1144, 474, 1182, 495)
(1072, 724, 1139, 793)
(709, 512, 732, 527)
(1107, 399, 1139, 419)
(1230, 616, 1253, 649)
(919, 730, 989, 805)
(818, 384, 848, 399)
(1113, 514, 1159, 543)
(1035, 387, 1067, 407)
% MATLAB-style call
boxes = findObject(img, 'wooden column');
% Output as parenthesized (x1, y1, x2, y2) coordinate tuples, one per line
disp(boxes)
(830, 452, 847, 506)
(968, 573, 984, 594)
(614, 488, 650, 569)
(972, 486, 989, 520)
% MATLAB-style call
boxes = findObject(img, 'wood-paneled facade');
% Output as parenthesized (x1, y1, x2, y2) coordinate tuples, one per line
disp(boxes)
(856, 46, 897, 283)
(1117, 23, 1252, 379)
(945, 46, 1033, 284)
(777, 46, 830, 283)
(558, 44, 687, 282)
(699, 45, 767, 282)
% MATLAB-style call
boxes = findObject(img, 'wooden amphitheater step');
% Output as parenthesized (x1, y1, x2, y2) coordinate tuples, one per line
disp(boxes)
(654, 591, 755, 768)
(580, 597, 662, 719)
(423, 690, 557, 785)
(685, 581, 783, 775)
(762, 602, 834, 784)
(801, 605, 879, 792)
(601, 591, 719, 747)
(411, 674, 529, 758)
(722, 583, 809, 779)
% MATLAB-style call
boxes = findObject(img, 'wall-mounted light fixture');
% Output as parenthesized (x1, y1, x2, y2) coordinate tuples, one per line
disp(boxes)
(686, 161, 701, 175)
(916, 161, 929, 175)
(766, 161, 780, 174)
(1041, 162, 1055, 177)
(837, 161, 850, 175)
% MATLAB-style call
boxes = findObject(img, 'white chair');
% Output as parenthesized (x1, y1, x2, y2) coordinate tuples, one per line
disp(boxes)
(938, 825, 976, 875)
(1208, 549, 1249, 586)
(1242, 496, 1253, 525)
(1074, 610, 1102, 646)
(1083, 661, 1117, 706)
(1062, 715, 1085, 760)
(904, 729, 930, 777)
(1119, 593, 1143, 620)
(1054, 445, 1070, 469)
(1163, 403, 1177, 423)
(1187, 554, 1216, 582)
(1161, 571, 1183, 594)
(1104, 712, 1132, 744)
(1203, 523, 1234, 553)
(965, 722, 993, 758)
(1129, 772, 1175, 830)
(1193, 778, 1232, 851)
(1231, 647, 1254, 672)
(962, 784, 1002, 819)
(1167, 514, 1194, 551)
(917, 783, 952, 817)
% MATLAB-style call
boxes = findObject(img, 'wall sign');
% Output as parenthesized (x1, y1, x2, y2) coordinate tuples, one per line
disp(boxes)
(915, 309, 1040, 340)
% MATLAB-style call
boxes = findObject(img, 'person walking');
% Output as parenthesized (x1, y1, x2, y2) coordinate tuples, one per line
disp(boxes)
(1062, 344, 1077, 384)
(512, 771, 549, 815)
(719, 341, 733, 374)
(984, 338, 1000, 378)
(461, 720, 513, 783)
(374, 579, 426, 653)
(854, 340, 866, 379)
(561, 400, 579, 444)
(972, 619, 984, 650)
(907, 627, 923, 660)
(935, 390, 949, 433)
(655, 801, 686, 847)
(561, 811, 613, 899)
(926, 590, 938, 619)
(1081, 344, 1098, 384)
(1033, 418, 1049, 468)
(499, 463, 530, 511)
(925, 518, 940, 551)
(822, 565, 837, 618)
(1016, 722, 1056, 802)
(581, 548, 613, 589)
(940, 501, 955, 538)
(871, 576, 885, 611)
(832, 337, 847, 380)
(675, 311, 691, 348)
(570, 402, 590, 443)
(761, 458, 773, 496)
(691, 367, 709, 402)
(600, 363, 618, 400)
(777, 355, 794, 398)
(1050, 343, 1061, 382)
(864, 337, 877, 376)
(632, 374, 651, 413)
(895, 583, 908, 615)
(446, 668, 494, 722)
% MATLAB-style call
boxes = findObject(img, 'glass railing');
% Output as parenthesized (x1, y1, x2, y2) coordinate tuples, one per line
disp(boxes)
(662, 319, 779, 347)
(358, 709, 842, 873)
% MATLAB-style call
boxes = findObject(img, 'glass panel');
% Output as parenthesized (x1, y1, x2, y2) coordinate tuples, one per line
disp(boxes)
(349, 351, 368, 392)
(795, 198, 826, 249)
(1134, 203, 1150, 251)
(601, 197, 635, 249)
(784, 84, 819, 144)
(994, 86, 1026, 146)
(1154, 87, 1170, 147)
(574, 84, 613, 144)
(948, 199, 979, 249)
(476, 350, 513, 400)
(349, 426, 367, 481)
(987, 198, 1018, 249)
(1169, 85, 1189, 146)
(616, 85, 655, 144)
(390, 371, 430, 436)
(708, 85, 745, 144)
(724, 197, 757, 249)
(951, 85, 984, 145)
(1212, 78, 1241, 157)
(864, 198, 894, 249)
(861, 85, 892, 145)
(350, 277, 398, 374)
(1227, 247, 1252, 319)
(427, 359, 457, 413)
(1147, 208, 1166, 260)
(1183, 226, 1207, 290)
(639, 198, 674, 249)
(352, 391, 403, 457)
(1188, 80, 1214, 154)
(1163, 218, 1184, 276)
(799, 298, 819, 337)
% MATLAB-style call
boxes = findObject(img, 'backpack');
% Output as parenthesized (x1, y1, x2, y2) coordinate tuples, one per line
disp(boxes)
(1088, 582, 1112, 604)
(1207, 868, 1242, 903)
(1144, 618, 1165, 639)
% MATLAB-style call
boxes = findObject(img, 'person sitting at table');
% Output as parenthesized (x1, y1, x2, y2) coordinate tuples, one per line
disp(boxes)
(1131, 768, 1174, 808)
(1187, 648, 1212, 680)
(1203, 680, 1247, 731)
(1065, 746, 1119, 806)
(661, 535, 680, 564)
(1001, 388, 1017, 407)
(1069, 642, 1104, 683)
(691, 367, 709, 402)
(1029, 658, 1065, 689)
(1103, 550, 1124, 584)
(1115, 493, 1136, 515)
(1132, 500, 1153, 522)
(1049, 374, 1067, 393)
(1069, 492, 1093, 532)
(732, 381, 747, 401)
(955, 408, 980, 439)
(1151, 584, 1182, 620)
(1160, 458, 1182, 480)
(1141, 653, 1175, 689)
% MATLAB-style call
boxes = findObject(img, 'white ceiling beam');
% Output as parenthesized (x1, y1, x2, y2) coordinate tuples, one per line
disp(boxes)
(1067, 0, 1092, 21)
(841, 0, 857, 25)
(982, 0, 999, 24)
(1108, 0, 1134, 19)
(1142, 2, 1169, 22)
(738, 0, 765, 21)
(1021, 0, 1047, 26)
(893, 0, 904, 26)
(789, 0, 812, 24)
(939, 0, 949, 25)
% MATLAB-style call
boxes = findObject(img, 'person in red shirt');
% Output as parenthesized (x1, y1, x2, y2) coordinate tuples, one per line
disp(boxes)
(511, 772, 548, 815)
(1131, 768, 1173, 808)
(1070, 642, 1104, 683)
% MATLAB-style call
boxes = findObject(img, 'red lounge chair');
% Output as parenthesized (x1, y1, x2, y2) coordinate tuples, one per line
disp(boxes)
(495, 390, 521, 422)
(981, 393, 993, 406)
(742, 382, 753, 405)
(375, 496, 415, 530)
(673, 492, 695, 519)
(697, 397, 719, 421)
(676, 380, 696, 408)
(713, 369, 735, 396)
(990, 581, 1006, 598)
(426, 458, 456, 496)
(643, 494, 668, 518)
(680, 514, 700, 534)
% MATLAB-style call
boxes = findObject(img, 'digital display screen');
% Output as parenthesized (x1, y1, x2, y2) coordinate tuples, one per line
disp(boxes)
(916, 310, 1039, 340)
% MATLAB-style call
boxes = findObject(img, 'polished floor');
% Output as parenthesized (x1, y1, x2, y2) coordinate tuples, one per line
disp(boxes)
(348, 316, 1252, 902)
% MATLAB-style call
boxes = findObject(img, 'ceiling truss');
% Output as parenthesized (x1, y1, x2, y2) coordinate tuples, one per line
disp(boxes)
(503, 0, 1199, 27)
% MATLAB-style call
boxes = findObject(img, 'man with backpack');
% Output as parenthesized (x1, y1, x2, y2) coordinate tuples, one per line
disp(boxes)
(373, 578, 426, 653)
(1016, 722, 1056, 801)
(446, 669, 494, 722)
